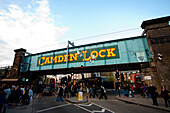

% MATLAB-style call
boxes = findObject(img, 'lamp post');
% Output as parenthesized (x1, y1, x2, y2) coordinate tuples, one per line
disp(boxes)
(66, 40, 75, 68)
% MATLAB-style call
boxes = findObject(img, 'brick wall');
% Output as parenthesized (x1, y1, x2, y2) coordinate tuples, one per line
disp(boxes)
(141, 16, 170, 94)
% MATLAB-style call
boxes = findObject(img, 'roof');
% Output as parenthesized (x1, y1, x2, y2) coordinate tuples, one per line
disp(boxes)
(141, 16, 170, 29)
(0, 79, 18, 82)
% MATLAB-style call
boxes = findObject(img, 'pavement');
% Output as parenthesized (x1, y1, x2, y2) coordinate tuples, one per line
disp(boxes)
(115, 94, 170, 112)
(66, 92, 170, 112)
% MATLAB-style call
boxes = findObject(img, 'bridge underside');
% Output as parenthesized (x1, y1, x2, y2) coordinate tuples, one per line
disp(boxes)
(22, 62, 147, 76)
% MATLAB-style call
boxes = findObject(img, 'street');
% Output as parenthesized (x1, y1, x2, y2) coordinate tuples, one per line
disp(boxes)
(6, 92, 169, 113)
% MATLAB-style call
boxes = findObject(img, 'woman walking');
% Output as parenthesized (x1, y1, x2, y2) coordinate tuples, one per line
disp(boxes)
(161, 86, 170, 107)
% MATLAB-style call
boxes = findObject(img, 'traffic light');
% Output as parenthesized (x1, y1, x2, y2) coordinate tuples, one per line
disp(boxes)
(115, 70, 119, 78)
(64, 76, 67, 83)
(26, 78, 29, 82)
(81, 65, 84, 72)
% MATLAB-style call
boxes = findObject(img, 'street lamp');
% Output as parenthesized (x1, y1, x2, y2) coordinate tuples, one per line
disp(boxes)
(66, 40, 75, 68)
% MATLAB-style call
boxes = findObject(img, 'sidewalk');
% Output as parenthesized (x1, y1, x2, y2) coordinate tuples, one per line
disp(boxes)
(116, 94, 170, 112)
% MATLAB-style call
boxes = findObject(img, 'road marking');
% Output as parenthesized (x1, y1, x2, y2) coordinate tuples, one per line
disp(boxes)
(77, 103, 115, 113)
(74, 104, 91, 113)
(36, 104, 70, 113)
(92, 108, 105, 113)
(78, 103, 93, 106)
(92, 102, 115, 113)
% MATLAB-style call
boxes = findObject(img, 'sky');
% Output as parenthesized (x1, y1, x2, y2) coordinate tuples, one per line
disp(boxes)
(0, 0, 170, 66)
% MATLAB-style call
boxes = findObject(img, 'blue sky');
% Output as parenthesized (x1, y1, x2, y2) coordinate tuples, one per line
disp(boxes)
(0, 0, 170, 66)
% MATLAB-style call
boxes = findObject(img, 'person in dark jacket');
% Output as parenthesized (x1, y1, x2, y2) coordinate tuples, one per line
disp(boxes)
(99, 85, 107, 100)
(148, 83, 158, 106)
(0, 87, 5, 113)
(92, 85, 98, 98)
(161, 86, 170, 107)
(57, 85, 64, 102)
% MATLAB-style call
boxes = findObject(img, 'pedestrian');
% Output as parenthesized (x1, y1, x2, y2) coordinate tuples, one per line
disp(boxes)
(10, 86, 16, 104)
(92, 85, 98, 98)
(0, 87, 5, 113)
(56, 85, 60, 101)
(57, 85, 64, 102)
(15, 86, 21, 106)
(99, 85, 107, 100)
(68, 83, 71, 98)
(89, 86, 93, 98)
(25, 87, 29, 105)
(4, 85, 11, 112)
(64, 85, 69, 98)
(131, 85, 134, 97)
(21, 86, 25, 105)
(142, 84, 147, 98)
(161, 86, 170, 107)
(123, 84, 128, 97)
(127, 84, 130, 97)
(148, 83, 158, 106)
(29, 87, 34, 105)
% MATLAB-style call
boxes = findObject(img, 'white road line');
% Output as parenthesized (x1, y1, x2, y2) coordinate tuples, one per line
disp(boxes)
(92, 108, 105, 113)
(74, 104, 92, 113)
(91, 102, 115, 113)
(36, 104, 70, 113)
(78, 103, 93, 106)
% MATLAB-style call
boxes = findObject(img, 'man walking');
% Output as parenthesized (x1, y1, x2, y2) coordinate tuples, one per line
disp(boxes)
(99, 85, 107, 100)
(92, 85, 98, 98)
(57, 85, 64, 102)
(148, 83, 158, 106)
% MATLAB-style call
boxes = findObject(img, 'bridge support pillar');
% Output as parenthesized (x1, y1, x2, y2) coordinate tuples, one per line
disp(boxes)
(141, 16, 170, 95)
(10, 48, 26, 78)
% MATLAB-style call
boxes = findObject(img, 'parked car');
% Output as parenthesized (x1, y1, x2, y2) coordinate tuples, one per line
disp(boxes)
(43, 88, 53, 96)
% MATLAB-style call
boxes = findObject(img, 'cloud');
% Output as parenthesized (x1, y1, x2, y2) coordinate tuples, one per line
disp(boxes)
(0, 0, 69, 66)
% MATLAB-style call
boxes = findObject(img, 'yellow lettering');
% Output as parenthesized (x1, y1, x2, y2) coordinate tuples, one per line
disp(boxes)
(49, 56, 53, 63)
(70, 53, 77, 61)
(44, 57, 51, 64)
(40, 56, 45, 66)
(99, 49, 106, 58)
(91, 50, 98, 59)
(53, 56, 58, 63)
(58, 55, 64, 62)
(107, 48, 116, 57)
(64, 54, 67, 62)
(82, 50, 91, 61)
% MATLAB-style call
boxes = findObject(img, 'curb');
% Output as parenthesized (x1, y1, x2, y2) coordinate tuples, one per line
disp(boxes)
(65, 95, 89, 104)
(65, 99, 89, 104)
(115, 97, 170, 112)
(54, 90, 89, 104)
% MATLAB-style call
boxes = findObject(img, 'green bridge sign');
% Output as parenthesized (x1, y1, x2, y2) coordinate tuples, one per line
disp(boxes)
(22, 36, 152, 72)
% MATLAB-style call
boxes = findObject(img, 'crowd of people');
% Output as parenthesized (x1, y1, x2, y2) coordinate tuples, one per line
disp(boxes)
(55, 82, 108, 102)
(122, 83, 170, 107)
(0, 81, 169, 113)
(0, 84, 35, 113)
